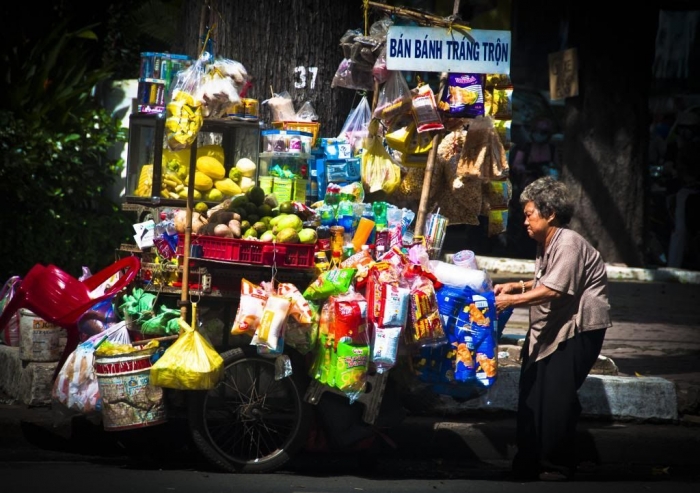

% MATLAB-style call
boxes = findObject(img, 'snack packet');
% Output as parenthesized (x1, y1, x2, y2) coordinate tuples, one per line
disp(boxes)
(231, 279, 270, 336)
(278, 282, 314, 324)
(251, 294, 291, 350)
(371, 326, 402, 373)
(303, 268, 357, 301)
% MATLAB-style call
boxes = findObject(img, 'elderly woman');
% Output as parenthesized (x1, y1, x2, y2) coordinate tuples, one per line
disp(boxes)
(494, 176, 612, 481)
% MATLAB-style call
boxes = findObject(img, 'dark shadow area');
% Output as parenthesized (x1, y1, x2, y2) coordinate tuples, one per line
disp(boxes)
(606, 281, 700, 325)
(602, 351, 700, 378)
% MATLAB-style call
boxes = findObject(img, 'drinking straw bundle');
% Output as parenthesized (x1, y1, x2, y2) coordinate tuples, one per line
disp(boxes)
(425, 210, 449, 258)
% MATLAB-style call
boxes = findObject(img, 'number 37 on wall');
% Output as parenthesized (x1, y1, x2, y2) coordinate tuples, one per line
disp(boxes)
(294, 66, 318, 90)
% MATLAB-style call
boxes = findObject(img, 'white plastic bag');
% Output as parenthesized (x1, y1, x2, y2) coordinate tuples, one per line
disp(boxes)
(51, 322, 131, 417)
(338, 95, 371, 156)
(428, 260, 493, 293)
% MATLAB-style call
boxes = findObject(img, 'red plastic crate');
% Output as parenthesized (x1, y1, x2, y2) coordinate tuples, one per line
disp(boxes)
(177, 234, 315, 270)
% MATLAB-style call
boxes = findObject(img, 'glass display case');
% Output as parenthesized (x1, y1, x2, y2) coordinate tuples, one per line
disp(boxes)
(256, 129, 314, 205)
(125, 114, 261, 206)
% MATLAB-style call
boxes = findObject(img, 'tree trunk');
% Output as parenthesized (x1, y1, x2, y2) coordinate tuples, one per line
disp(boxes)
(175, 0, 367, 136)
(562, 3, 658, 267)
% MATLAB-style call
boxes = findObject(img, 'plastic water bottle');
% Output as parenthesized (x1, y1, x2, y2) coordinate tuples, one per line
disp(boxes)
(362, 203, 376, 245)
(337, 199, 355, 234)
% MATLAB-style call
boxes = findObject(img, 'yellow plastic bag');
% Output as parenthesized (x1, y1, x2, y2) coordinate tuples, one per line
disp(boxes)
(150, 306, 224, 390)
(361, 120, 402, 194)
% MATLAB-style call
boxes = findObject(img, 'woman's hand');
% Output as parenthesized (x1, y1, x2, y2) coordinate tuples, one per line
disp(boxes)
(494, 282, 519, 296)
(495, 293, 514, 313)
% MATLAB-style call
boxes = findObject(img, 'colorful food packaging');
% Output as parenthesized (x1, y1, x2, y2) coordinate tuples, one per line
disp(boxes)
(278, 282, 314, 324)
(251, 294, 291, 350)
(406, 275, 446, 347)
(284, 300, 319, 355)
(231, 279, 270, 336)
(451, 291, 498, 386)
(333, 297, 363, 344)
(339, 248, 374, 287)
(334, 340, 370, 397)
(309, 302, 335, 386)
(411, 84, 444, 133)
(365, 262, 400, 324)
(438, 73, 485, 118)
(485, 179, 512, 210)
(302, 268, 357, 301)
(371, 326, 402, 373)
(491, 85, 513, 120)
(379, 284, 410, 327)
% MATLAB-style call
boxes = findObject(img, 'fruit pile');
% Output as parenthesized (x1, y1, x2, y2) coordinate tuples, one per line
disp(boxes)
(137, 144, 259, 201)
(195, 186, 317, 245)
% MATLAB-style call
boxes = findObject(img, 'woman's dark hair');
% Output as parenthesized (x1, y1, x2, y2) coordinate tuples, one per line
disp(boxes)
(520, 176, 574, 225)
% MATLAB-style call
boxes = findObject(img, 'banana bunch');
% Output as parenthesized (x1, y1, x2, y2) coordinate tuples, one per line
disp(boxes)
(165, 89, 203, 150)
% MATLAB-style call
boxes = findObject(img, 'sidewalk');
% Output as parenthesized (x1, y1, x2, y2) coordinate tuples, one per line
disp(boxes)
(0, 255, 699, 477)
(475, 256, 700, 420)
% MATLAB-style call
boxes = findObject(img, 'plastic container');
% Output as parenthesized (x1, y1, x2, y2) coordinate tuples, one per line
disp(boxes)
(452, 250, 477, 269)
(176, 234, 315, 270)
(352, 217, 375, 253)
(272, 121, 320, 144)
(261, 130, 313, 154)
(94, 348, 167, 431)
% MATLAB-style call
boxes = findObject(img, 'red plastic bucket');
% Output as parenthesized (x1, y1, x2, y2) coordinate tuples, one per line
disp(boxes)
(94, 348, 167, 431)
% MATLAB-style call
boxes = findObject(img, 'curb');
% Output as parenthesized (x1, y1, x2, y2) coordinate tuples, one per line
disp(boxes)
(413, 367, 679, 422)
(467, 255, 700, 284)
(389, 414, 700, 469)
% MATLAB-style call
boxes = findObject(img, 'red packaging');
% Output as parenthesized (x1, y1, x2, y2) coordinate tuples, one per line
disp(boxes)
(333, 294, 367, 347)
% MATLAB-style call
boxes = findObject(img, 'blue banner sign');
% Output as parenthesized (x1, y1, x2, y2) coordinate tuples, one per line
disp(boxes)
(386, 26, 511, 74)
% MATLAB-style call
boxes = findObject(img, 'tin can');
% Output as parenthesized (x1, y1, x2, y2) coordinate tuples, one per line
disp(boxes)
(227, 100, 245, 118)
(243, 98, 259, 119)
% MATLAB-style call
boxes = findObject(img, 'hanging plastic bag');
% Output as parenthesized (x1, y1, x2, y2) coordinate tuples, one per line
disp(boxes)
(0, 276, 21, 346)
(150, 308, 224, 390)
(77, 297, 119, 342)
(140, 305, 181, 336)
(197, 57, 249, 118)
(165, 53, 208, 150)
(51, 321, 131, 418)
(262, 91, 296, 122)
(373, 71, 413, 123)
(337, 95, 372, 156)
(361, 119, 402, 194)
(411, 83, 444, 133)
(372, 45, 390, 84)
(295, 101, 318, 122)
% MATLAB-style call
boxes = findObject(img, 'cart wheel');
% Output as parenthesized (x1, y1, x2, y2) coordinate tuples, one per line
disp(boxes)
(188, 347, 312, 473)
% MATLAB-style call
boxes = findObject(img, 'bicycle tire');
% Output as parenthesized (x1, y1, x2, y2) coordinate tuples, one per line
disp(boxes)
(188, 347, 312, 473)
